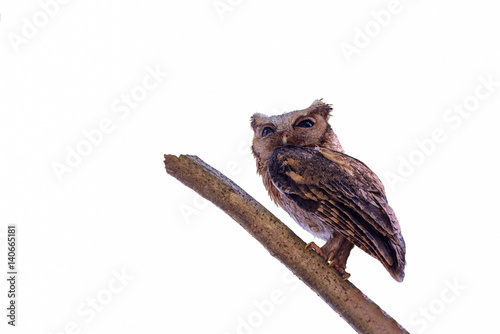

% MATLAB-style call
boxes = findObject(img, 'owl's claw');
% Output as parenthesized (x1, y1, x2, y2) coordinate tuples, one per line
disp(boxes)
(305, 242, 351, 280)
(329, 259, 351, 280)
(305, 242, 328, 259)
(327, 253, 335, 263)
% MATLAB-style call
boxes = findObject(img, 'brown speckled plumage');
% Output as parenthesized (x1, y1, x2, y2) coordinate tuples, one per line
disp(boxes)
(251, 100, 406, 282)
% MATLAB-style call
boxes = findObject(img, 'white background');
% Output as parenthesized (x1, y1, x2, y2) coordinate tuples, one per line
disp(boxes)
(1, 1, 499, 333)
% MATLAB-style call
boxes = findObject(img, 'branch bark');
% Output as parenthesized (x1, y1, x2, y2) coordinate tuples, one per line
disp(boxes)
(164, 154, 409, 334)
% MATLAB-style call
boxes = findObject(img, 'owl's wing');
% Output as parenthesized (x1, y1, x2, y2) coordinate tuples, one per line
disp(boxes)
(268, 146, 406, 282)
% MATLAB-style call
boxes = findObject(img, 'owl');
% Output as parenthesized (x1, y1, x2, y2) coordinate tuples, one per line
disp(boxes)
(250, 99, 406, 282)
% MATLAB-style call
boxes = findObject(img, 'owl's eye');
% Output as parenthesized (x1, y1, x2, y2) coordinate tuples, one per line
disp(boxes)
(296, 119, 314, 128)
(262, 127, 274, 137)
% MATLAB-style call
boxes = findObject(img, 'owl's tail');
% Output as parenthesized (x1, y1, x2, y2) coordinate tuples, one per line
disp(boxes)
(386, 234, 406, 282)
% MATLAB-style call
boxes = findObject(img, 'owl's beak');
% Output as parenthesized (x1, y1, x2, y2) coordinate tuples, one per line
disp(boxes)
(282, 134, 289, 146)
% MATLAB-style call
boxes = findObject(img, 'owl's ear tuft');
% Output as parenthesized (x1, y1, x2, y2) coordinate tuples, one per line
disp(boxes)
(250, 113, 267, 130)
(308, 99, 332, 120)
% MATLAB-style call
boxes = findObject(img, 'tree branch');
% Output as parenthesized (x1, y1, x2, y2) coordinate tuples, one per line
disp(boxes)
(164, 154, 409, 334)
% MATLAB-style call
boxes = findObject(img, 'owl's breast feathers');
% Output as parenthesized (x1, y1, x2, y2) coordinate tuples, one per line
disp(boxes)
(267, 146, 406, 282)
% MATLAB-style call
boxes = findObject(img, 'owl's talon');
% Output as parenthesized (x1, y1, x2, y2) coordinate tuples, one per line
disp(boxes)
(331, 262, 351, 280)
(305, 242, 351, 279)
(305, 241, 328, 260)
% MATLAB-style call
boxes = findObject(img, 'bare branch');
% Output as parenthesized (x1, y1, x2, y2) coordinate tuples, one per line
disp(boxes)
(164, 154, 409, 334)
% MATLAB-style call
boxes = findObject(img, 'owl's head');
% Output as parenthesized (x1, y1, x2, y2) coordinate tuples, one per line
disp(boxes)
(251, 99, 343, 171)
